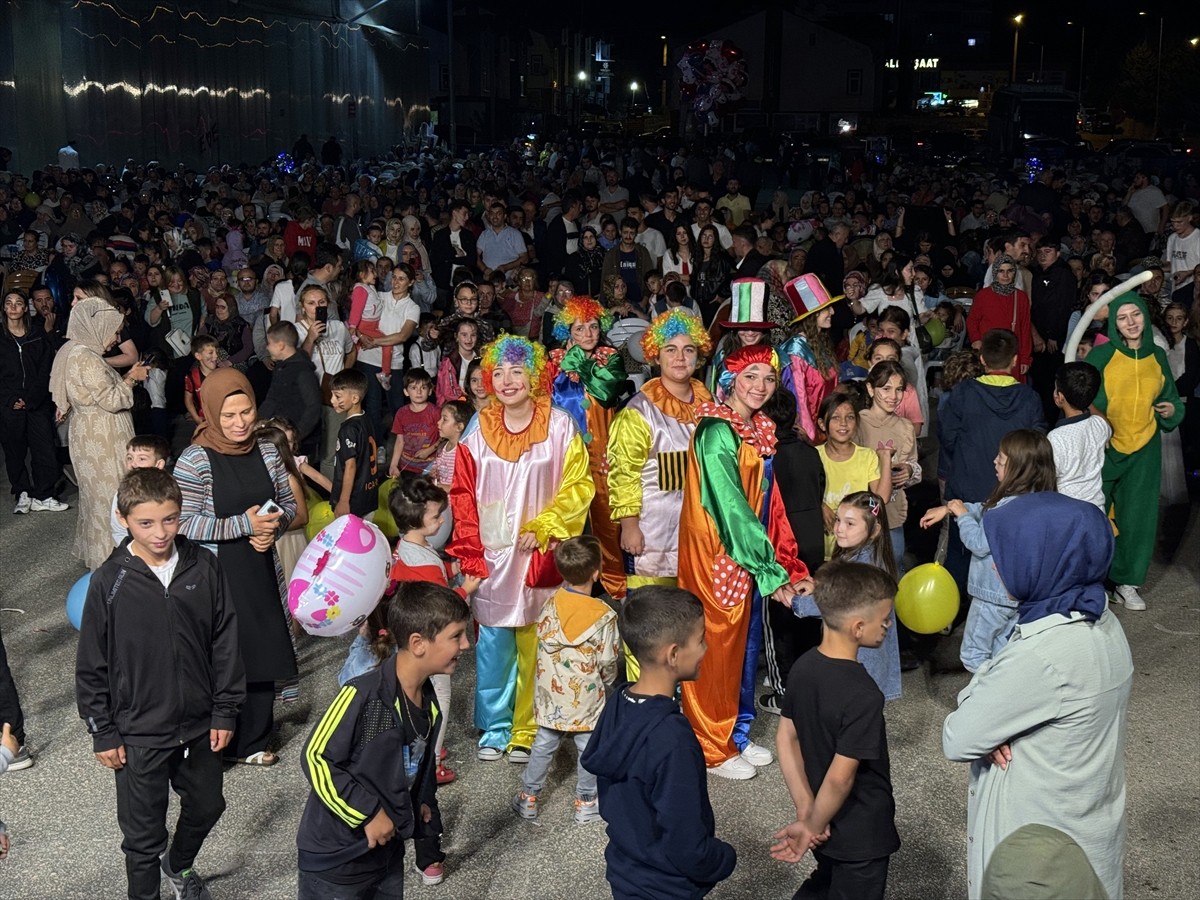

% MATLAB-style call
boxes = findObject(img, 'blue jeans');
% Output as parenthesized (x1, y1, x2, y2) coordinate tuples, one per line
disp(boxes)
(356, 360, 406, 445)
(960, 598, 1018, 673)
(339, 633, 380, 686)
(521, 726, 597, 800)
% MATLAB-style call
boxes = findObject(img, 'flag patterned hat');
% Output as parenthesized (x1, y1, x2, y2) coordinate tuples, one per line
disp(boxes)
(720, 278, 777, 330)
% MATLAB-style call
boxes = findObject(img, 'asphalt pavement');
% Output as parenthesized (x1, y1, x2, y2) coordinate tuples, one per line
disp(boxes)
(0, 460, 1196, 899)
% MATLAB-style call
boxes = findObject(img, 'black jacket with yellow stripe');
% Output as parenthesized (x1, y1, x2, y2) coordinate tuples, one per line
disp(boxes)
(297, 655, 442, 873)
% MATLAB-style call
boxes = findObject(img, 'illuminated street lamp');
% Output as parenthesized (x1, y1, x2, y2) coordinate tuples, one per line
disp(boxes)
(1011, 14, 1024, 83)
(629, 80, 639, 109)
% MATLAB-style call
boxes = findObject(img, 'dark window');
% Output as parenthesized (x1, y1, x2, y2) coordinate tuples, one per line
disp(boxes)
(846, 69, 863, 96)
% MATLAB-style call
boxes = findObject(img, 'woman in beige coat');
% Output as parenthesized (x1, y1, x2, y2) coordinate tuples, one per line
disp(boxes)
(49, 297, 148, 569)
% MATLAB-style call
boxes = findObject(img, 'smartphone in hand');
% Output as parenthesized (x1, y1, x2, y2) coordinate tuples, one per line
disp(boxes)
(259, 499, 283, 516)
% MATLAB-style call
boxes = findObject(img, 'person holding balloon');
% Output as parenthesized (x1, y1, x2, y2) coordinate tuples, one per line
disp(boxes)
(546, 297, 629, 598)
(175, 368, 297, 767)
(920, 429, 1057, 672)
(676, 344, 811, 780)
(448, 335, 595, 763)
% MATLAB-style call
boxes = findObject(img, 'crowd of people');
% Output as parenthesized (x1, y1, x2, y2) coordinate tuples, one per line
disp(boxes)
(0, 132, 1196, 898)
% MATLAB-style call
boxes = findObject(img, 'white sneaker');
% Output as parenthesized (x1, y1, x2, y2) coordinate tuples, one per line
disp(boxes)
(476, 746, 503, 762)
(740, 741, 774, 767)
(1115, 584, 1146, 611)
(30, 497, 69, 512)
(708, 755, 757, 780)
(13, 492, 31, 514)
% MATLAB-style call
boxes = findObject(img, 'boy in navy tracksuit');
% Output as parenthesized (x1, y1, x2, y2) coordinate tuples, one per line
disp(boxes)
(296, 582, 471, 896)
(76, 468, 245, 900)
(582, 586, 736, 899)
(938, 327, 1045, 600)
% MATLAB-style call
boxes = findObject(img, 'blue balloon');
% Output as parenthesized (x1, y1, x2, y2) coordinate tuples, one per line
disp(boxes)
(67, 572, 91, 630)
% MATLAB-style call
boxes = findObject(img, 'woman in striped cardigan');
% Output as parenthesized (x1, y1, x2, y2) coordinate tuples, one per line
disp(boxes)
(175, 368, 297, 766)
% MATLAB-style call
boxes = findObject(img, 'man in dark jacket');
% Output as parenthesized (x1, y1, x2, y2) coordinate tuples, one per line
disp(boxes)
(76, 468, 245, 900)
(938, 328, 1045, 599)
(259, 319, 322, 453)
(429, 200, 478, 304)
(1029, 238, 1080, 422)
(539, 190, 583, 280)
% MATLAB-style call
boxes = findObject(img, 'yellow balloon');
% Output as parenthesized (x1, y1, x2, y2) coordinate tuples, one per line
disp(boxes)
(894, 563, 960, 634)
(373, 506, 399, 540)
(305, 501, 336, 542)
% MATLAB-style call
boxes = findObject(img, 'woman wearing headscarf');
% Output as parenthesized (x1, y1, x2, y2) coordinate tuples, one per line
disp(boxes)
(966, 253, 1033, 381)
(547, 297, 629, 598)
(942, 491, 1133, 900)
(174, 369, 298, 766)
(402, 215, 432, 274)
(564, 226, 605, 298)
(676, 344, 810, 781)
(49, 297, 149, 568)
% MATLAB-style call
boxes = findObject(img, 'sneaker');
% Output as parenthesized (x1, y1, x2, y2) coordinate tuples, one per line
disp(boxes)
(161, 857, 212, 900)
(7, 745, 33, 771)
(506, 745, 531, 764)
(414, 861, 445, 886)
(740, 741, 774, 768)
(30, 497, 69, 512)
(436, 762, 457, 785)
(12, 492, 31, 514)
(574, 797, 602, 825)
(376, 372, 392, 391)
(758, 692, 783, 715)
(477, 745, 503, 762)
(511, 790, 539, 819)
(1115, 584, 1146, 611)
(708, 755, 757, 780)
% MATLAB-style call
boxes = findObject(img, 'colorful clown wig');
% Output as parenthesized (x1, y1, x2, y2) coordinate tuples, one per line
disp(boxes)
(480, 334, 549, 396)
(641, 308, 712, 363)
(717, 343, 780, 396)
(552, 295, 615, 343)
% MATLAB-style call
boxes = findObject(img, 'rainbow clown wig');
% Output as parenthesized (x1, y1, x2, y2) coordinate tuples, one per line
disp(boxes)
(641, 308, 713, 363)
(717, 343, 781, 396)
(480, 334, 549, 396)
(552, 295, 614, 343)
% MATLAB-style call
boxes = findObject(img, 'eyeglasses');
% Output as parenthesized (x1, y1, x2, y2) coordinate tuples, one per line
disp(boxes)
(238, 277, 256, 283)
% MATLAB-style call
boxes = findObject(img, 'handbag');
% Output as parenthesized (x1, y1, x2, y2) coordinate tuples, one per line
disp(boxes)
(524, 540, 562, 589)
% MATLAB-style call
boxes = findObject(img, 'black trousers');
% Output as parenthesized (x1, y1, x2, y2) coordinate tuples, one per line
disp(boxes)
(793, 851, 890, 900)
(114, 733, 226, 900)
(0, 612, 26, 745)
(224, 680, 274, 759)
(297, 842, 405, 899)
(0, 403, 59, 500)
(762, 597, 823, 696)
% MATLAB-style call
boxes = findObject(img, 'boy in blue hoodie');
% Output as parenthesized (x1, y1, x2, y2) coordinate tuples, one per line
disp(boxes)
(937, 327, 1044, 599)
(581, 586, 736, 899)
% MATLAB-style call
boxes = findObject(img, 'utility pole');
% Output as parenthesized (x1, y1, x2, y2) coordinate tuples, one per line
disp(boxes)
(447, 0, 457, 155)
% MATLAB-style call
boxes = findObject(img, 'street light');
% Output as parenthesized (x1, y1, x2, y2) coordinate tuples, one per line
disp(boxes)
(578, 70, 587, 82)
(1068, 20, 1086, 98)
(1011, 14, 1024, 83)
(629, 81, 639, 109)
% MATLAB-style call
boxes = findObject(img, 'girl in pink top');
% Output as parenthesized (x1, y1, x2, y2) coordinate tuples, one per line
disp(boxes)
(346, 259, 395, 389)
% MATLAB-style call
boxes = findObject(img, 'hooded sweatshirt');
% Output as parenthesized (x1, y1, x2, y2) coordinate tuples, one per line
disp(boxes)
(581, 686, 736, 899)
(533, 588, 619, 731)
(1085, 293, 1183, 455)
(938, 374, 1045, 502)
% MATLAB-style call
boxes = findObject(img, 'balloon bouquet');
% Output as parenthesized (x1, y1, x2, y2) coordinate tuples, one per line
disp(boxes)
(677, 39, 749, 128)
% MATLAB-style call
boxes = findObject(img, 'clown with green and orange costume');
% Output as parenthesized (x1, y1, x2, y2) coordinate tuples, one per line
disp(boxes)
(546, 296, 629, 598)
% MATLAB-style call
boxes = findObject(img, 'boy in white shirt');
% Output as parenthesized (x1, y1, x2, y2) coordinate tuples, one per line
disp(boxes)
(1048, 363, 1111, 510)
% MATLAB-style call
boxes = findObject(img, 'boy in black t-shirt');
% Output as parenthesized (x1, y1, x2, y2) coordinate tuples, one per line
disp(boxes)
(772, 561, 900, 900)
(330, 368, 381, 518)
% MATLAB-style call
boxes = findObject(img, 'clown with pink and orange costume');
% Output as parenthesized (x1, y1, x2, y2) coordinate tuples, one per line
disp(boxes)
(545, 296, 629, 599)
(447, 335, 595, 762)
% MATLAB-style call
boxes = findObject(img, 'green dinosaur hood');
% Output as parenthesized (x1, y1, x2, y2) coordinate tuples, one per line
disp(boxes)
(1106, 291, 1153, 355)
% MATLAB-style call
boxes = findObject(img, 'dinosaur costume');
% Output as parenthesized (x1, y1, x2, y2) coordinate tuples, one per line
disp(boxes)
(1086, 293, 1183, 587)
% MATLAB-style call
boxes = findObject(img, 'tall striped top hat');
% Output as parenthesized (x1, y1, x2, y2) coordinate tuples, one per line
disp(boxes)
(783, 273, 840, 324)
(720, 278, 777, 330)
